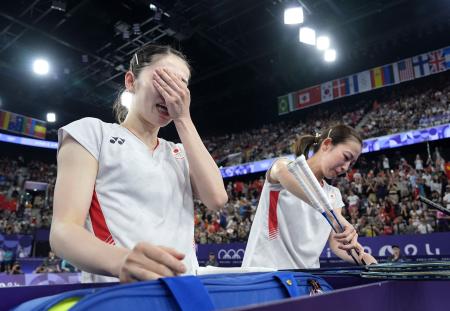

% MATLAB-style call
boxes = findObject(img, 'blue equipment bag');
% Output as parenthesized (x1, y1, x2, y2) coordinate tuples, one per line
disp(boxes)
(12, 288, 98, 311)
(13, 271, 333, 311)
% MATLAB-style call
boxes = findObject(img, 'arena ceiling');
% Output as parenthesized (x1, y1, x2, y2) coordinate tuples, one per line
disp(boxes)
(0, 0, 449, 137)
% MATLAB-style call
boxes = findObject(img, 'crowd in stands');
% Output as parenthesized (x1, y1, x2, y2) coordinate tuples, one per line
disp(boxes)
(336, 152, 450, 236)
(204, 103, 367, 167)
(194, 177, 264, 244)
(0, 157, 55, 237)
(360, 87, 450, 139)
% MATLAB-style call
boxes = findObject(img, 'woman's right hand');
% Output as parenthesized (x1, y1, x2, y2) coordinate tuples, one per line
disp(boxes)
(119, 242, 187, 283)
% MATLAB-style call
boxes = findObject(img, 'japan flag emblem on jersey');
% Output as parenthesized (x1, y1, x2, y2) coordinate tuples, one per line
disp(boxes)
(172, 147, 185, 159)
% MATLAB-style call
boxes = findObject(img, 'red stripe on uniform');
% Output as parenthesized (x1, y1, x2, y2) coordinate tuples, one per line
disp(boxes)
(90, 190, 115, 245)
(268, 190, 280, 239)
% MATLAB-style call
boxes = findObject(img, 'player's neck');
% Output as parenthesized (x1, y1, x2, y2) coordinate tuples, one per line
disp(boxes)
(306, 156, 324, 184)
(121, 113, 159, 150)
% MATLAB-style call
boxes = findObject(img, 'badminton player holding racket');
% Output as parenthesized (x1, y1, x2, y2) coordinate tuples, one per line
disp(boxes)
(51, 44, 227, 283)
(242, 124, 377, 269)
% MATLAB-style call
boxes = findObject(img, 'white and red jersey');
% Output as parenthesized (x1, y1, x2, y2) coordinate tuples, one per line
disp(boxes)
(242, 167, 344, 269)
(58, 117, 198, 282)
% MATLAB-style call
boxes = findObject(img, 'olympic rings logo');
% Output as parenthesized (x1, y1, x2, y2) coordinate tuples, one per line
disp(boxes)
(217, 249, 245, 260)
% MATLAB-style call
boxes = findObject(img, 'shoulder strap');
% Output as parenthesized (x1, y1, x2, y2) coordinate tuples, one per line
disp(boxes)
(160, 276, 215, 311)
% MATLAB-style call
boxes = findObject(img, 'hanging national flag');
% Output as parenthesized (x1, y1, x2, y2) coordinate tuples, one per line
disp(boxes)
(349, 74, 359, 95)
(444, 46, 450, 69)
(0, 110, 10, 129)
(276, 46, 450, 117)
(428, 49, 446, 73)
(412, 53, 430, 78)
(382, 64, 395, 85)
(393, 59, 414, 83)
(277, 94, 293, 115)
(34, 124, 46, 139)
(321, 81, 333, 102)
(24, 118, 33, 136)
(8, 115, 24, 132)
(357, 70, 371, 93)
(370, 67, 383, 88)
(296, 85, 321, 110)
(0, 109, 47, 139)
(332, 78, 348, 98)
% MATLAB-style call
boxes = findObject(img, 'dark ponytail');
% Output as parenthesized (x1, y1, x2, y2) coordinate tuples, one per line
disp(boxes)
(112, 44, 190, 123)
(293, 134, 317, 158)
(113, 94, 129, 124)
(294, 124, 362, 158)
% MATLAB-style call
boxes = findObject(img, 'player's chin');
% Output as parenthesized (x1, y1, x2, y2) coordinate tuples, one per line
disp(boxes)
(159, 119, 172, 127)
(324, 170, 338, 179)
(157, 114, 172, 127)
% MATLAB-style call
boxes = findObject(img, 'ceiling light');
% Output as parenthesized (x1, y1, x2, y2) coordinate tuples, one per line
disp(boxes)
(316, 36, 330, 50)
(299, 27, 316, 45)
(46, 112, 56, 123)
(33, 59, 50, 75)
(284, 7, 304, 25)
(324, 49, 337, 62)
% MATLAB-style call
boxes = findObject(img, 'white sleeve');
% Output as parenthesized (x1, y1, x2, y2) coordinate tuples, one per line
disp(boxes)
(264, 157, 290, 191)
(333, 187, 345, 209)
(57, 117, 104, 160)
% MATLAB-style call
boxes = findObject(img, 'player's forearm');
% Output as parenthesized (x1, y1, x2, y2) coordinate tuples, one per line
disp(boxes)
(273, 160, 314, 205)
(174, 117, 227, 210)
(50, 221, 128, 277)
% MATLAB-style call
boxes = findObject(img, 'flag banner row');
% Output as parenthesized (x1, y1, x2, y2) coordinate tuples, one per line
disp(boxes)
(278, 45, 450, 115)
(0, 109, 47, 139)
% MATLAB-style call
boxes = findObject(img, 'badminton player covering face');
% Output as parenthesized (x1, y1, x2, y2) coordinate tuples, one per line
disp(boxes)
(51, 45, 227, 283)
(242, 125, 377, 269)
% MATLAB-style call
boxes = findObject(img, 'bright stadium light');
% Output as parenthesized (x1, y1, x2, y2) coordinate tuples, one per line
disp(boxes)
(33, 59, 50, 75)
(121, 91, 133, 109)
(284, 7, 304, 25)
(316, 36, 330, 50)
(299, 27, 316, 45)
(324, 49, 337, 62)
(46, 112, 56, 123)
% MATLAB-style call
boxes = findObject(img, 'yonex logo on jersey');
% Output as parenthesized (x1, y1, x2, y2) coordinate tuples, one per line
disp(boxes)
(110, 137, 125, 145)
(172, 147, 185, 159)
